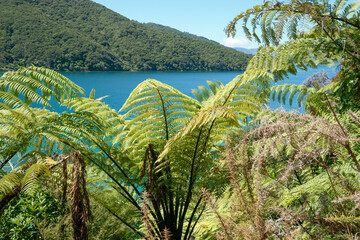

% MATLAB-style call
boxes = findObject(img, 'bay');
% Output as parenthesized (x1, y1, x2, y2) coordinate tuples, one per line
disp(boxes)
(0, 66, 338, 112)
(62, 65, 338, 111)
(62, 71, 244, 111)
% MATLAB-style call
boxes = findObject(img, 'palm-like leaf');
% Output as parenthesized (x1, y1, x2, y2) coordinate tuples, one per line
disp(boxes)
(0, 66, 84, 169)
(228, 0, 360, 111)
(0, 157, 56, 201)
(64, 94, 124, 142)
(0, 66, 83, 113)
(245, 38, 335, 83)
(227, 0, 360, 46)
(158, 74, 267, 163)
(120, 79, 201, 160)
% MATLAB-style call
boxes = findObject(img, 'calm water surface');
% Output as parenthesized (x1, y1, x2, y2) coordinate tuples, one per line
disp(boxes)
(0, 67, 338, 111)
(62, 71, 244, 111)
(62, 66, 337, 111)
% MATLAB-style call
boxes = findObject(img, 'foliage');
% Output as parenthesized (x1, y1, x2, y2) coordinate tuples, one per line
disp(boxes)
(0, 0, 252, 72)
(189, 1, 360, 239)
(0, 170, 137, 240)
(87, 187, 141, 240)
(0, 66, 84, 171)
(79, 74, 267, 239)
(144, 22, 216, 43)
(228, 0, 360, 111)
(3, 1, 360, 239)
(205, 109, 360, 239)
(0, 189, 60, 240)
(0, 63, 269, 239)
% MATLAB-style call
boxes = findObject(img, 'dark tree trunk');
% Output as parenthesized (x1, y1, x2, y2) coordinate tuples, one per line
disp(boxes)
(70, 152, 90, 240)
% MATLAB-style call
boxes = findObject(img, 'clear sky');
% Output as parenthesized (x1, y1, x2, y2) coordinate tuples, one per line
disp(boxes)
(92, 0, 265, 49)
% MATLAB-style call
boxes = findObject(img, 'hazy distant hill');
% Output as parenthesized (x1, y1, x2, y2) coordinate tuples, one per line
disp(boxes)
(0, 0, 252, 71)
(235, 48, 258, 55)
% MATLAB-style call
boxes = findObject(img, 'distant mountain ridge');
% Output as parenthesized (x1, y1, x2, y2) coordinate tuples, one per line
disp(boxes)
(235, 48, 258, 55)
(143, 23, 219, 44)
(0, 0, 252, 71)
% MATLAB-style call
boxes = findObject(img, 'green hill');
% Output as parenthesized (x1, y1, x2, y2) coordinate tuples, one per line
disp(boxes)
(0, 0, 252, 72)
(143, 22, 218, 43)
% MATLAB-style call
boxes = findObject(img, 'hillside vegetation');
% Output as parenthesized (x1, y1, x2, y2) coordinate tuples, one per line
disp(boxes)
(0, 0, 251, 72)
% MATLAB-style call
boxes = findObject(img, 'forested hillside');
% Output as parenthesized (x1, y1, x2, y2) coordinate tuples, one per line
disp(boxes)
(0, 0, 251, 71)
(143, 23, 217, 43)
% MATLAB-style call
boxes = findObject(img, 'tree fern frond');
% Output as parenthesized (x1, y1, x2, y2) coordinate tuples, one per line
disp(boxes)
(333, 0, 348, 15)
(271, 84, 317, 107)
(280, 162, 358, 207)
(192, 80, 224, 103)
(158, 74, 266, 164)
(0, 172, 23, 195)
(21, 163, 50, 195)
(64, 96, 123, 137)
(207, 80, 223, 95)
(247, 39, 334, 83)
(0, 92, 33, 116)
(120, 79, 200, 161)
(347, 0, 360, 17)
(19, 66, 84, 100)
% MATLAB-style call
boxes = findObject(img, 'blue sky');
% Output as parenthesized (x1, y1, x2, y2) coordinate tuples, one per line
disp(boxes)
(92, 0, 265, 49)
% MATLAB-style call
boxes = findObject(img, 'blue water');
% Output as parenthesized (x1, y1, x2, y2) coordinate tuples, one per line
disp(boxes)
(0, 67, 338, 112)
(61, 71, 244, 111)
(61, 66, 337, 112)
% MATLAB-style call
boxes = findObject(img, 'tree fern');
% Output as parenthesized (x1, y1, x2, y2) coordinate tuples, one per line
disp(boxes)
(192, 80, 224, 103)
(120, 79, 200, 161)
(0, 66, 83, 112)
(228, 0, 360, 110)
(0, 66, 85, 169)
(21, 164, 51, 195)
(158, 73, 267, 166)
(64, 93, 124, 141)
(245, 38, 334, 82)
(227, 0, 360, 46)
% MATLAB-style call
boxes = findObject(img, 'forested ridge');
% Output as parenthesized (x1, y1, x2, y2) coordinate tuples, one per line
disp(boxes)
(143, 23, 218, 43)
(0, 0, 252, 72)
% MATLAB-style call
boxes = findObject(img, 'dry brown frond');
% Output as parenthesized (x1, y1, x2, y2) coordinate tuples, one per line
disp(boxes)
(162, 227, 172, 240)
(210, 108, 360, 239)
(141, 192, 158, 240)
